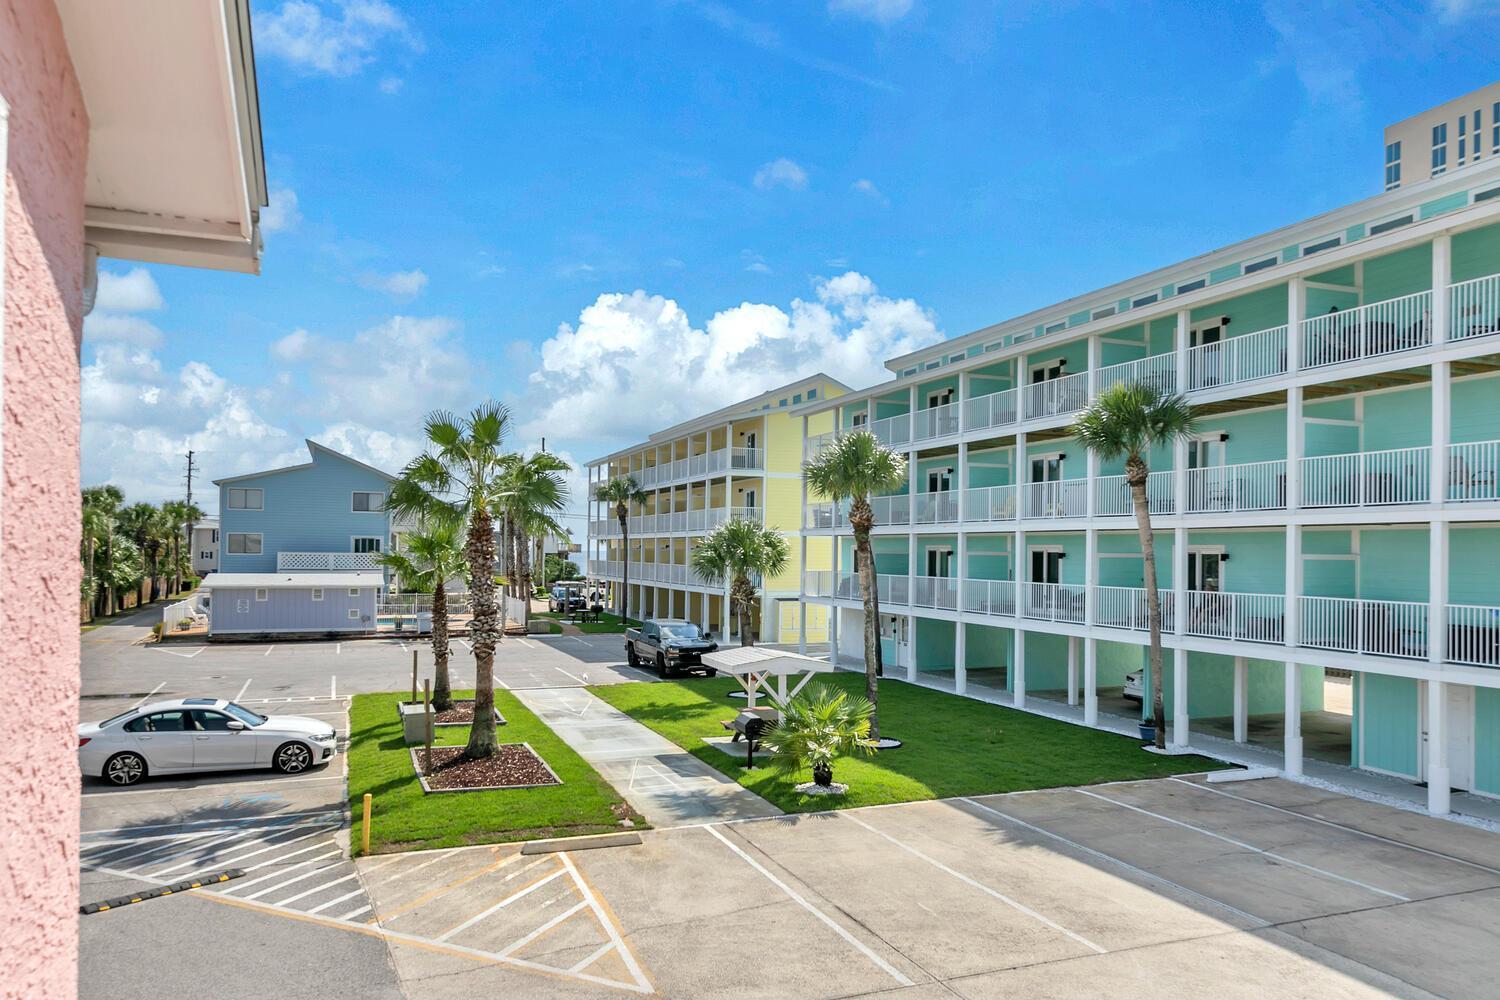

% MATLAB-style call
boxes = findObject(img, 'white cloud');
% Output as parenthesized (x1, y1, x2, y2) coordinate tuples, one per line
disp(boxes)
(741, 250, 772, 274)
(95, 268, 163, 313)
(829, 0, 915, 25)
(852, 178, 888, 204)
(261, 188, 302, 234)
(753, 158, 809, 191)
(378, 75, 404, 94)
(270, 328, 314, 363)
(356, 268, 428, 298)
(517, 271, 942, 447)
(257, 0, 421, 77)
(1434, 0, 1500, 23)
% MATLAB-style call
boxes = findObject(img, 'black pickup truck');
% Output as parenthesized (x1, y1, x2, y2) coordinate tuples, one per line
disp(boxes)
(624, 619, 718, 677)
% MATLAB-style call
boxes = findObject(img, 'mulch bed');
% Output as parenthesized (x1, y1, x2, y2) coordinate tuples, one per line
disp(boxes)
(400, 699, 504, 726)
(415, 744, 561, 790)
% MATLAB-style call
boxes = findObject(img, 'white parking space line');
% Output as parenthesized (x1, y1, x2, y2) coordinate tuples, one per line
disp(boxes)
(131, 682, 165, 708)
(569, 636, 594, 648)
(127, 828, 264, 874)
(275, 872, 359, 907)
(235, 677, 253, 701)
(958, 797, 1266, 927)
(1073, 788, 1411, 902)
(704, 824, 915, 987)
(245, 864, 347, 901)
(307, 887, 369, 915)
(337, 904, 372, 920)
(364, 852, 449, 888)
(207, 826, 345, 873)
(497, 901, 588, 958)
(151, 646, 205, 659)
(82, 809, 346, 838)
(1166, 777, 1500, 878)
(331, 675, 337, 699)
(224, 851, 342, 895)
(434, 867, 567, 942)
(264, 645, 275, 657)
(841, 812, 1107, 955)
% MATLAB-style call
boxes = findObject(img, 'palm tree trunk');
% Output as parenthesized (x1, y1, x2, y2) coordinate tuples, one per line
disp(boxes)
(103, 534, 115, 616)
(732, 574, 754, 646)
(517, 528, 532, 631)
(617, 509, 631, 626)
(1127, 456, 1167, 750)
(86, 538, 96, 622)
(431, 580, 453, 712)
(850, 496, 883, 742)
(464, 509, 500, 759)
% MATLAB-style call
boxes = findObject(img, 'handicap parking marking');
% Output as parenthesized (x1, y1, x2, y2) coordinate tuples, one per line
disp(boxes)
(151, 646, 206, 659)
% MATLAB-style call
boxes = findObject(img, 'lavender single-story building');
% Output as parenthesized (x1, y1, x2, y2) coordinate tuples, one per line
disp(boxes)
(202, 571, 382, 637)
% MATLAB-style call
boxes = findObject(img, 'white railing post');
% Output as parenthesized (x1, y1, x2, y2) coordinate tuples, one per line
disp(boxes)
(1087, 335, 1099, 402)
(1287, 276, 1305, 373)
(1174, 309, 1190, 396)
(1433, 233, 1451, 346)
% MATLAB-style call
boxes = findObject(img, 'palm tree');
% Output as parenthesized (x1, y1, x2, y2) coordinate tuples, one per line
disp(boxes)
(767, 683, 875, 788)
(497, 452, 571, 632)
(119, 502, 170, 603)
(690, 518, 789, 646)
(162, 499, 204, 596)
(84, 486, 125, 615)
(1072, 381, 1197, 749)
(594, 476, 646, 626)
(803, 431, 906, 741)
(387, 403, 513, 760)
(378, 522, 467, 712)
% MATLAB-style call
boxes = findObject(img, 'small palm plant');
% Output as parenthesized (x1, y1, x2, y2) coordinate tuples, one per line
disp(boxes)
(1071, 382, 1197, 749)
(594, 476, 647, 626)
(766, 684, 875, 789)
(378, 522, 467, 712)
(690, 518, 790, 645)
(802, 430, 907, 741)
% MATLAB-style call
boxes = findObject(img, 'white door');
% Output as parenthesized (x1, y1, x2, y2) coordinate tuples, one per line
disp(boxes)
(1447, 685, 1474, 792)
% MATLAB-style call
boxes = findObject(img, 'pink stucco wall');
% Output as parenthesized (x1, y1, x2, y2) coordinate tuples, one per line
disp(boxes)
(1, 0, 88, 996)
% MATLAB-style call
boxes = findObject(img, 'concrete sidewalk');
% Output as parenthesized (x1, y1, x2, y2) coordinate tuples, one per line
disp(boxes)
(514, 686, 782, 827)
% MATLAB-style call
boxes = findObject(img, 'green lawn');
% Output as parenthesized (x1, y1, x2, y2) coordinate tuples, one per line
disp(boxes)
(591, 673, 1229, 813)
(347, 689, 645, 854)
(535, 610, 639, 634)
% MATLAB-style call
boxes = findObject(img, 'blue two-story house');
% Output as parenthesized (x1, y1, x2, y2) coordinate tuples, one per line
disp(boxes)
(215, 439, 397, 574)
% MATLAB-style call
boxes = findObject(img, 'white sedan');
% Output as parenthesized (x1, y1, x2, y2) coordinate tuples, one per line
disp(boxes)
(79, 698, 337, 786)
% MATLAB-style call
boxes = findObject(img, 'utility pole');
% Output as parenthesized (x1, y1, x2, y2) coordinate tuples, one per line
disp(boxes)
(184, 450, 200, 582)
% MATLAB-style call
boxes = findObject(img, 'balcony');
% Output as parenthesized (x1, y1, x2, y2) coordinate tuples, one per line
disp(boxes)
(1094, 585, 1175, 632)
(1300, 447, 1430, 507)
(962, 578, 1016, 617)
(913, 401, 960, 442)
(1448, 604, 1500, 667)
(963, 388, 1019, 432)
(1299, 596, 1428, 659)
(1094, 471, 1173, 516)
(1097, 353, 1176, 396)
(871, 494, 912, 526)
(1186, 460, 1286, 513)
(1023, 370, 1089, 420)
(1300, 290, 1431, 369)
(872, 412, 912, 449)
(913, 490, 960, 525)
(1022, 582, 1087, 623)
(1449, 273, 1500, 341)
(1023, 479, 1088, 519)
(963, 484, 1017, 522)
(1450, 441, 1500, 502)
(1188, 325, 1288, 391)
(1182, 590, 1285, 643)
(728, 506, 763, 523)
(911, 575, 959, 611)
(276, 551, 384, 571)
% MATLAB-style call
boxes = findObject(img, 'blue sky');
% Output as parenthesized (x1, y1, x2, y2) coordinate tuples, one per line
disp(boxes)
(82, 0, 1500, 525)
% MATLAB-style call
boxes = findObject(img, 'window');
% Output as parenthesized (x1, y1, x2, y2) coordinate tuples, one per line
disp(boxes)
(125, 711, 192, 733)
(792, 393, 802, 404)
(210, 529, 219, 543)
(352, 491, 384, 512)
(352, 537, 382, 554)
(311, 588, 324, 602)
(226, 487, 263, 510)
(348, 588, 361, 597)
(1432, 122, 1448, 174)
(926, 467, 953, 493)
(1384, 141, 1402, 190)
(806, 388, 817, 400)
(1030, 359, 1066, 384)
(254, 588, 268, 602)
(925, 547, 953, 577)
(226, 533, 262, 554)
(1459, 114, 1468, 164)
(927, 388, 954, 408)
(1493, 102, 1499, 152)
(235, 599, 249, 613)
(1187, 549, 1224, 592)
(347, 609, 361, 620)
(1029, 548, 1063, 584)
(199, 550, 215, 560)
(851, 410, 868, 427)
(192, 711, 236, 732)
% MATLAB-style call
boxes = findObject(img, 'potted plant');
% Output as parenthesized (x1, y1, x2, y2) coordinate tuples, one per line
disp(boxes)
(1139, 717, 1158, 743)
(765, 684, 876, 794)
(177, 617, 193, 631)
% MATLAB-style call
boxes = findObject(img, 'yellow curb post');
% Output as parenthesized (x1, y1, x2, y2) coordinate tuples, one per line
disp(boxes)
(362, 792, 372, 856)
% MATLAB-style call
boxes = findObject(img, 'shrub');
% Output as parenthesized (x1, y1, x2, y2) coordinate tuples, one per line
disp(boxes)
(765, 684, 875, 788)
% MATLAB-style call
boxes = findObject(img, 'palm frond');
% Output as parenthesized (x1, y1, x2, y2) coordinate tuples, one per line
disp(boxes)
(803, 431, 907, 503)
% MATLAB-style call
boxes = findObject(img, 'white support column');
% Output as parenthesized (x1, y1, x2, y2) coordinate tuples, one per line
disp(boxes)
(1172, 526, 1188, 637)
(1432, 233, 1452, 346)
(1429, 520, 1449, 668)
(1431, 359, 1451, 509)
(1084, 528, 1098, 627)
(1083, 638, 1098, 727)
(1287, 276, 1305, 374)
(1286, 384, 1303, 511)
(830, 603, 841, 666)
(1284, 659, 1303, 777)
(1286, 523, 1303, 652)
(1066, 636, 1079, 707)
(1013, 627, 1026, 708)
(955, 619, 967, 695)
(1172, 647, 1189, 748)
(906, 614, 918, 683)
(1233, 656, 1248, 743)
(1174, 308, 1190, 392)
(1173, 435, 1189, 519)
(958, 371, 971, 433)
(1016, 431, 1028, 517)
(1086, 335, 1100, 400)
(1427, 679, 1451, 816)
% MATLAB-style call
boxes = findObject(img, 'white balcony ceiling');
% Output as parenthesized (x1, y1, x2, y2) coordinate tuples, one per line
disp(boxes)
(57, 0, 267, 273)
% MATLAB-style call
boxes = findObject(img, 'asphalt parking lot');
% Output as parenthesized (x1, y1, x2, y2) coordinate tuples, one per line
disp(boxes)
(79, 612, 1500, 999)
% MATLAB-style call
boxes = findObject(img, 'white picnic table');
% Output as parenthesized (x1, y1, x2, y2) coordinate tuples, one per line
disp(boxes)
(701, 646, 834, 716)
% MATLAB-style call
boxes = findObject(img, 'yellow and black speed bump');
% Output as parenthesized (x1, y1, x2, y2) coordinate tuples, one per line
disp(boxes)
(80, 869, 245, 914)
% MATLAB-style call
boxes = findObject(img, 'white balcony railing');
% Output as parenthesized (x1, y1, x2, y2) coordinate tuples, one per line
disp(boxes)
(277, 551, 384, 571)
(963, 388, 1019, 432)
(962, 579, 1016, 617)
(1024, 370, 1090, 420)
(1450, 440, 1500, 502)
(1097, 352, 1176, 395)
(1186, 460, 1287, 513)
(1024, 479, 1088, 519)
(1301, 290, 1431, 369)
(878, 573, 910, 606)
(1448, 604, 1500, 668)
(731, 447, 763, 470)
(1094, 471, 1174, 516)
(872, 412, 912, 448)
(1182, 590, 1285, 643)
(728, 506, 762, 524)
(1449, 274, 1500, 342)
(1187, 325, 1288, 391)
(805, 430, 840, 459)
(1300, 447, 1430, 507)
(913, 490, 960, 524)
(871, 494, 911, 526)
(1022, 582, 1087, 623)
(804, 501, 846, 529)
(912, 575, 959, 611)
(1094, 586, 1176, 633)
(1299, 596, 1428, 659)
(913, 402, 960, 441)
(962, 484, 1018, 522)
